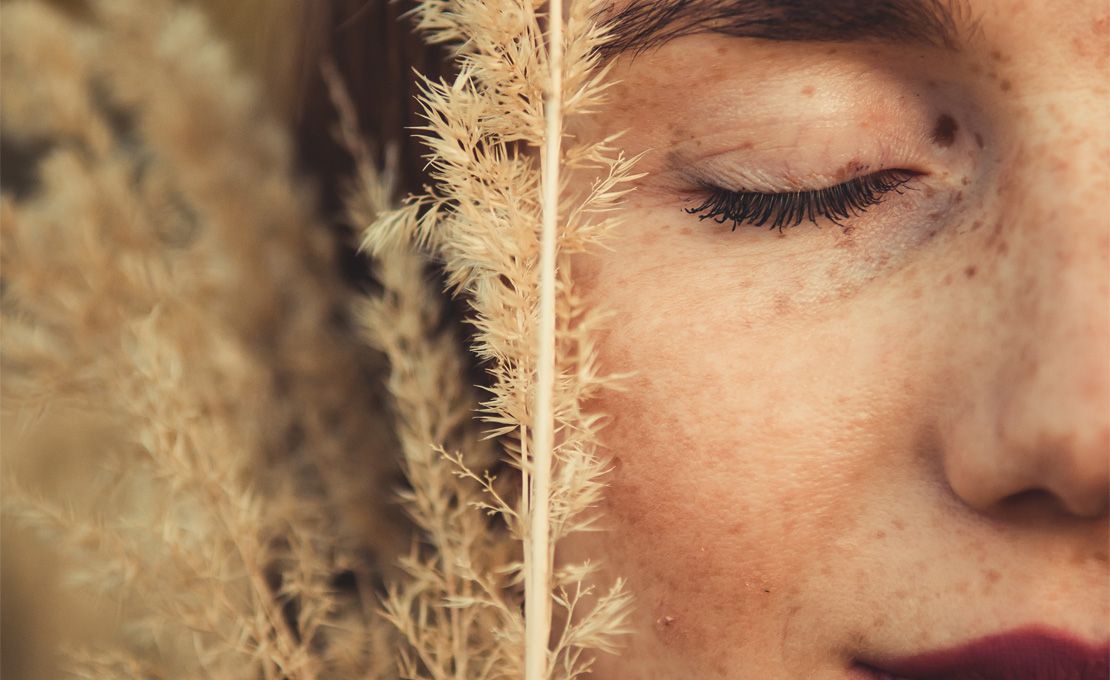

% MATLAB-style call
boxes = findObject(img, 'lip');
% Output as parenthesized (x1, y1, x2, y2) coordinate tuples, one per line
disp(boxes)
(854, 627, 1110, 680)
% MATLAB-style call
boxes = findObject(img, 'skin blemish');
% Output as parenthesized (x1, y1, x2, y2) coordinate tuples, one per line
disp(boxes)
(1000, 79, 1013, 92)
(833, 159, 868, 181)
(801, 85, 815, 97)
(773, 293, 791, 315)
(964, 265, 977, 278)
(931, 113, 959, 148)
(975, 132, 985, 148)
(739, 140, 755, 150)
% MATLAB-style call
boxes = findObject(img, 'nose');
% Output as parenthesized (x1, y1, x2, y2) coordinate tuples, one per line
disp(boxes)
(937, 85, 1110, 520)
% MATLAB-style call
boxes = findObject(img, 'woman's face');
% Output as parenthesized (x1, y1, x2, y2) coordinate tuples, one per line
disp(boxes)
(564, 0, 1110, 677)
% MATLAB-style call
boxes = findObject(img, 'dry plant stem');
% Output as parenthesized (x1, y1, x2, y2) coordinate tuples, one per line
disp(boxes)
(527, 1, 564, 679)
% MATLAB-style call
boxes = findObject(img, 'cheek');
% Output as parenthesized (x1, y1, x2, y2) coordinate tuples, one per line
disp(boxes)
(582, 284, 901, 657)
(589, 373, 792, 659)
(571, 209, 980, 656)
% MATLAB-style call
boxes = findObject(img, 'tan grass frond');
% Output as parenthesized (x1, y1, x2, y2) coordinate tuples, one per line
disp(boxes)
(362, 0, 640, 677)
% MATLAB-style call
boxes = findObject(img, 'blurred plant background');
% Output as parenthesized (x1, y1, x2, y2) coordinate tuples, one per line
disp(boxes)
(1, 1, 633, 677)
(0, 1, 433, 676)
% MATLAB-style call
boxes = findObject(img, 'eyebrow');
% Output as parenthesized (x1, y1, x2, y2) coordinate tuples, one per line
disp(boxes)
(599, 0, 971, 56)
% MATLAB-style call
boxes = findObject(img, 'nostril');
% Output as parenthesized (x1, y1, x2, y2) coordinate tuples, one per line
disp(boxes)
(997, 488, 1108, 521)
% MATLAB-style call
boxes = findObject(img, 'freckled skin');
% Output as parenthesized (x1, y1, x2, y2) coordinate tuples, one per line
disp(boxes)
(562, 1, 1110, 678)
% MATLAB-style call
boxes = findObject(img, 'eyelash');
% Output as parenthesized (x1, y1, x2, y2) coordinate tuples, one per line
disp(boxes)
(684, 169, 918, 231)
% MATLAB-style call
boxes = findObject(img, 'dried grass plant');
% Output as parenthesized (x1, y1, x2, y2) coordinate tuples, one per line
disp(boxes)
(3, 0, 640, 677)
(362, 1, 642, 678)
(2, 1, 401, 677)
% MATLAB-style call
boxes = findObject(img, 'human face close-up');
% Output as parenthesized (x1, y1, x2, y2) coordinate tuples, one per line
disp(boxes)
(564, 1, 1110, 678)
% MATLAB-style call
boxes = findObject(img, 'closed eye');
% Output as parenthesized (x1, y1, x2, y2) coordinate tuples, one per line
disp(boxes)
(685, 169, 919, 232)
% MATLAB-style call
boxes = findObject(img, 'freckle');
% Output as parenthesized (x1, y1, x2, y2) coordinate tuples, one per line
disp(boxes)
(931, 113, 959, 148)
(892, 518, 906, 531)
(970, 219, 983, 231)
(986, 220, 1005, 246)
(801, 85, 815, 96)
(680, 226, 693, 236)
(925, 79, 938, 88)
(773, 293, 791, 314)
(985, 569, 1001, 583)
(825, 47, 838, 55)
(739, 140, 754, 150)
(990, 49, 1004, 61)
(943, 273, 954, 285)
(716, 46, 726, 56)
(964, 265, 977, 278)
(924, 186, 937, 198)
(975, 132, 985, 148)
(961, 176, 970, 186)
(1000, 79, 1013, 92)
(909, 286, 923, 299)
(874, 530, 887, 539)
(955, 192, 963, 203)
(996, 240, 1009, 255)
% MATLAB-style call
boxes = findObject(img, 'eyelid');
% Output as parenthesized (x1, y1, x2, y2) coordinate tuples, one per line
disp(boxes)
(665, 147, 929, 196)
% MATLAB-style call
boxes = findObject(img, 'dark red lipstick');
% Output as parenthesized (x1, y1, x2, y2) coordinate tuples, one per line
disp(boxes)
(856, 627, 1109, 680)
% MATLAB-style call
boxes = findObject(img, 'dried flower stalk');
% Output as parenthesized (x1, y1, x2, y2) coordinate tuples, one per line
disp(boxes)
(529, 0, 565, 677)
(363, 1, 642, 677)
